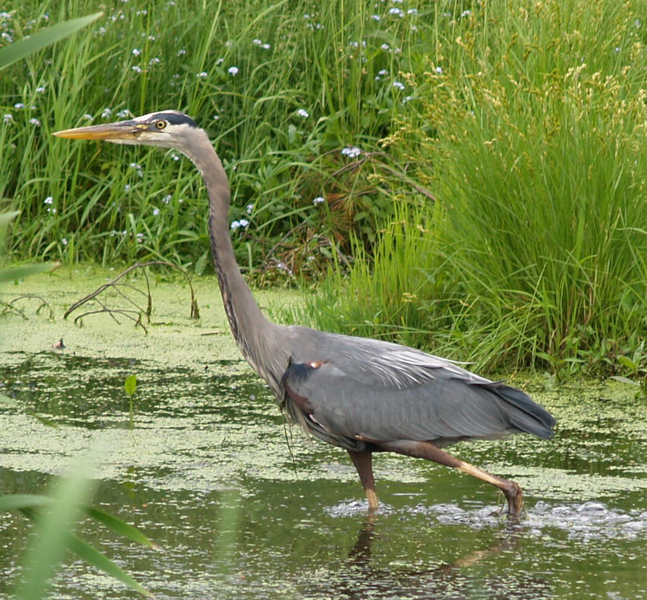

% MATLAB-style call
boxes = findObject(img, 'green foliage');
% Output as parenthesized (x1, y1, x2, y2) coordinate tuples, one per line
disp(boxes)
(1, 0, 433, 275)
(295, 0, 647, 376)
(1, 14, 154, 597)
(124, 374, 137, 429)
(124, 374, 137, 397)
(0, 12, 102, 70)
(2, 467, 153, 598)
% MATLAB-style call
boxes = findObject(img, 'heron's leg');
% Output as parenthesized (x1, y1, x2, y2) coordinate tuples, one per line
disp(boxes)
(347, 450, 378, 511)
(378, 440, 523, 517)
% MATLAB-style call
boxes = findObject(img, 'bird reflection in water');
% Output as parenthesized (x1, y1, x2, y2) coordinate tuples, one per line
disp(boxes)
(328, 514, 552, 600)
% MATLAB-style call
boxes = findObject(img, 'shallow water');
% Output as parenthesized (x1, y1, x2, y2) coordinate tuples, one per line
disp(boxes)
(1, 273, 646, 599)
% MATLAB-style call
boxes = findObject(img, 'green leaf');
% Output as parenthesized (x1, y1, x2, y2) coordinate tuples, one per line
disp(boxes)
(0, 393, 17, 407)
(66, 533, 153, 597)
(0, 495, 155, 552)
(0, 12, 104, 71)
(617, 355, 638, 372)
(0, 494, 54, 512)
(124, 374, 137, 397)
(86, 507, 158, 549)
(0, 264, 54, 283)
(15, 455, 98, 600)
(0, 211, 20, 227)
(610, 375, 640, 386)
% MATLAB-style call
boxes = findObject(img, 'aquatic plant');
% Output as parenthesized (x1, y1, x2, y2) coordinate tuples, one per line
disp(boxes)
(294, 0, 647, 376)
(1, 0, 430, 275)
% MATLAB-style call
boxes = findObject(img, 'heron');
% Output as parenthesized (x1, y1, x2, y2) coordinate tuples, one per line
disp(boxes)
(54, 110, 555, 517)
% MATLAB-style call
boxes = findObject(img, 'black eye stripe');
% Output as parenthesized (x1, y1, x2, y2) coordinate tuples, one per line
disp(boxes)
(156, 112, 198, 128)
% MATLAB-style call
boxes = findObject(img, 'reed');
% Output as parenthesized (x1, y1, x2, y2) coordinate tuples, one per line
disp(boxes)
(293, 0, 647, 375)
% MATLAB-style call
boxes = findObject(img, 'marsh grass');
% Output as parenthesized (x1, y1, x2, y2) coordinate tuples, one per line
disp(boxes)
(295, 0, 647, 375)
(1, 0, 432, 273)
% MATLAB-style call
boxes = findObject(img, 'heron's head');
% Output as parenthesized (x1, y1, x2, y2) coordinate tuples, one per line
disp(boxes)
(53, 110, 200, 151)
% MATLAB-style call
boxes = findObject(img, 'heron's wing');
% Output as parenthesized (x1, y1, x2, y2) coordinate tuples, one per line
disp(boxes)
(282, 337, 554, 445)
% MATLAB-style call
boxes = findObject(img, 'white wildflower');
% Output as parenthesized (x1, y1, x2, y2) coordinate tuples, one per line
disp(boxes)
(341, 146, 361, 158)
(228, 66, 239, 76)
(44, 196, 54, 205)
(196, 71, 208, 78)
(312, 196, 325, 204)
(296, 108, 310, 118)
(393, 81, 405, 90)
(132, 48, 141, 56)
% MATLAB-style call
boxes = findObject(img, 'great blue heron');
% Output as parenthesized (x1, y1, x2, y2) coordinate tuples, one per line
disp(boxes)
(54, 111, 555, 517)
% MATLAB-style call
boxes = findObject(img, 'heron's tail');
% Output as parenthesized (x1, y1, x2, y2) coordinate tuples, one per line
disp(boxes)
(488, 383, 556, 439)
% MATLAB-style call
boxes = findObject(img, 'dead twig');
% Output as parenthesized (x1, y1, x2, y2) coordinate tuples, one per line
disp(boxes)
(1, 294, 55, 320)
(64, 261, 200, 331)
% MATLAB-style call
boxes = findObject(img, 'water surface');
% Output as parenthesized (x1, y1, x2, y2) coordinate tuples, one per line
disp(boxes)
(1, 273, 646, 599)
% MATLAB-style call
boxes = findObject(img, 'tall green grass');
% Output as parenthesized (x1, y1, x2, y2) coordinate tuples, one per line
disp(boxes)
(295, 0, 647, 375)
(1, 0, 434, 272)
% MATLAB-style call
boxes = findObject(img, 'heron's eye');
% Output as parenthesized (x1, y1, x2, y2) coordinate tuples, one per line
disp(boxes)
(155, 120, 167, 130)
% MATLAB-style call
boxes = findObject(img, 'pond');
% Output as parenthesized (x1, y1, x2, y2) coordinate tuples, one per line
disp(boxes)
(1, 271, 646, 599)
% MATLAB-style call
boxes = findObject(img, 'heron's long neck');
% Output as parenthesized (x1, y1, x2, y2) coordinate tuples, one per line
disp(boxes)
(186, 134, 288, 389)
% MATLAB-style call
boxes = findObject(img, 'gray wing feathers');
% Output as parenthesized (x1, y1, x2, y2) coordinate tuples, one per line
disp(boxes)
(282, 329, 555, 446)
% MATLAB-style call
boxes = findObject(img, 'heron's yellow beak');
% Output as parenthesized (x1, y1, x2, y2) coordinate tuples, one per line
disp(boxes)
(53, 120, 144, 142)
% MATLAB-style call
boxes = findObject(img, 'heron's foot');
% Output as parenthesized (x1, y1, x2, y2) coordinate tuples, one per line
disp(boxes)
(366, 488, 379, 512)
(503, 481, 524, 519)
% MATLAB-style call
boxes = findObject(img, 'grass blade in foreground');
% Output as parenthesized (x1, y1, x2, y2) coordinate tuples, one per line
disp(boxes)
(0, 12, 103, 70)
(66, 533, 152, 598)
(14, 455, 98, 600)
(10, 453, 153, 599)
